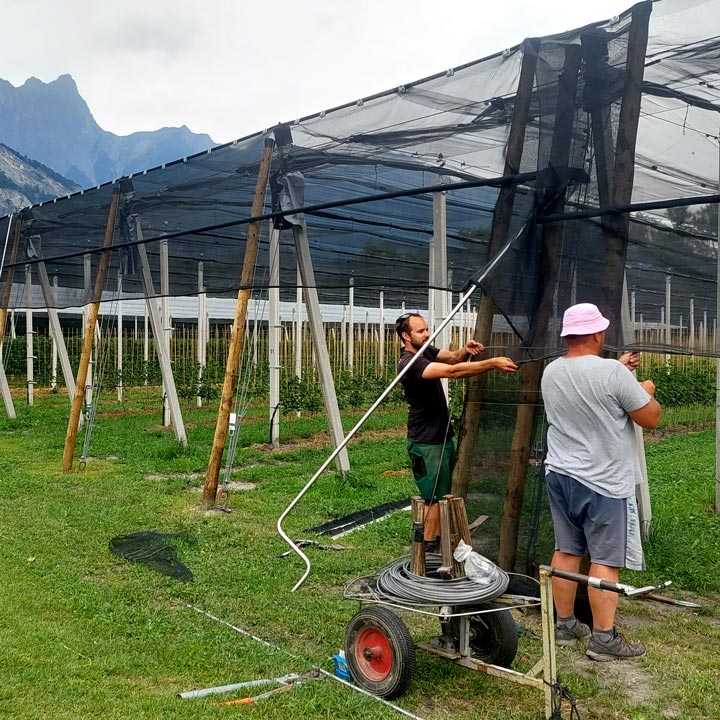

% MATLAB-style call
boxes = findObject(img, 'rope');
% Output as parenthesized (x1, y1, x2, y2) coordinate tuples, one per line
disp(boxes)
(80, 270, 120, 465)
(547, 676, 582, 719)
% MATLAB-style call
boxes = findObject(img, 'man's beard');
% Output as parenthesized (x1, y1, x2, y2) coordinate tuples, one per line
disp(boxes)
(410, 338, 425, 351)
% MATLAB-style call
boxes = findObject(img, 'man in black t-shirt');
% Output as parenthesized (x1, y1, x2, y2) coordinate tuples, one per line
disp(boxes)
(396, 313, 518, 548)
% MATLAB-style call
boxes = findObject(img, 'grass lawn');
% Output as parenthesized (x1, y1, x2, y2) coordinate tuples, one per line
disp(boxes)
(0, 388, 718, 719)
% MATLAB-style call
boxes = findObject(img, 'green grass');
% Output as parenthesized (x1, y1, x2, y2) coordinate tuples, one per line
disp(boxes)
(0, 388, 718, 719)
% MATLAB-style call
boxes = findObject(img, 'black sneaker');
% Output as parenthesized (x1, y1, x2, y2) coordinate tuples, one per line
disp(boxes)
(555, 620, 591, 647)
(424, 538, 439, 554)
(586, 629, 646, 662)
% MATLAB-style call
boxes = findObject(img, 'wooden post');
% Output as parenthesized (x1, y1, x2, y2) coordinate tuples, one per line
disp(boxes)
(452, 39, 538, 498)
(36, 262, 79, 407)
(0, 216, 22, 347)
(117, 270, 123, 402)
(62, 187, 121, 472)
(269, 227, 281, 449)
(25, 264, 34, 405)
(498, 42, 583, 571)
(600, 2, 652, 343)
(197, 261, 207, 407)
(292, 223, 351, 474)
(0, 216, 21, 419)
(410, 496, 426, 576)
(160, 239, 171, 425)
(203, 138, 275, 508)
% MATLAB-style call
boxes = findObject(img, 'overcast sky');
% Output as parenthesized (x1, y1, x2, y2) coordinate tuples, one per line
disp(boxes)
(3, 0, 633, 145)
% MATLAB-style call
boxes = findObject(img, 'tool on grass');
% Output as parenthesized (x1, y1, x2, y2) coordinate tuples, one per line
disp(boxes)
(548, 567, 701, 608)
(178, 673, 300, 700)
(275, 539, 347, 558)
(216, 670, 322, 706)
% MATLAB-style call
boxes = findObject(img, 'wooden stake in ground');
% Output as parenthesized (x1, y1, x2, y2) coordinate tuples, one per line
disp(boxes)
(203, 138, 275, 509)
(410, 496, 426, 576)
(0, 215, 22, 419)
(62, 186, 121, 472)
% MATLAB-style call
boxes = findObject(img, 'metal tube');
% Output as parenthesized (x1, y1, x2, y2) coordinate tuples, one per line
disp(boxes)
(278, 212, 536, 591)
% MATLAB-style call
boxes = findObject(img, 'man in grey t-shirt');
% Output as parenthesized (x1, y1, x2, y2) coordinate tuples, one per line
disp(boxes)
(541, 303, 661, 661)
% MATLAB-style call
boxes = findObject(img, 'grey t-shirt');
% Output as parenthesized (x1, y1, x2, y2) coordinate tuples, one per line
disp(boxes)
(541, 355, 651, 498)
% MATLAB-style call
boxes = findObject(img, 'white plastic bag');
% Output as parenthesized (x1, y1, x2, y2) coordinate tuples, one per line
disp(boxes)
(453, 540, 501, 586)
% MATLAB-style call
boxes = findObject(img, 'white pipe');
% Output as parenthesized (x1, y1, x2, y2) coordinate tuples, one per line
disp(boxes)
(277, 215, 532, 591)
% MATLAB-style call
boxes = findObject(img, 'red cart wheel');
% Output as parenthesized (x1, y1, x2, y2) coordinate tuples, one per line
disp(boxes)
(344, 606, 415, 699)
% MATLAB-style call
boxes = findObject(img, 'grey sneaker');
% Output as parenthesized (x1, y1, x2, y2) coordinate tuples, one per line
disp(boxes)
(586, 629, 646, 662)
(555, 620, 591, 647)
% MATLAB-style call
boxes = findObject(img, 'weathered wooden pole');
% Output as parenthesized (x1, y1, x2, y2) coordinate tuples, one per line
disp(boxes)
(452, 38, 539, 497)
(601, 1, 652, 344)
(0, 216, 22, 347)
(203, 137, 275, 508)
(0, 216, 21, 419)
(62, 186, 121, 472)
(497, 42, 583, 570)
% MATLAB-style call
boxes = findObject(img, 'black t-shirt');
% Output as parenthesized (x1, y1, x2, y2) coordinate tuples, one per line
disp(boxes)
(398, 346, 453, 444)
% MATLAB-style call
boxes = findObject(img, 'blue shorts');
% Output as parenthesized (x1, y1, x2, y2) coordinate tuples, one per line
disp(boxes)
(545, 470, 645, 571)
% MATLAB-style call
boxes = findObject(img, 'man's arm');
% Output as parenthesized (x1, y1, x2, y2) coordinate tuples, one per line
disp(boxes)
(627, 379, 661, 429)
(422, 356, 518, 379)
(435, 339, 484, 365)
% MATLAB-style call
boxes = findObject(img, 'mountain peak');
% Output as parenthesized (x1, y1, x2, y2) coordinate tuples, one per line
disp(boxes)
(0, 74, 215, 189)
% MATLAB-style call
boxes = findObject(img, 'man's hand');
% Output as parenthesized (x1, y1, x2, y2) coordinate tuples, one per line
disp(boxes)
(493, 357, 519, 374)
(640, 379, 656, 396)
(465, 339, 485, 356)
(619, 351, 640, 371)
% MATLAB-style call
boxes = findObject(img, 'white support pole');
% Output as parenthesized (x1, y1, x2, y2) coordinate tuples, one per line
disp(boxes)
(197, 261, 207, 407)
(160, 238, 171, 426)
(716, 131, 720, 513)
(269, 227, 281, 449)
(431, 176, 450, 398)
(347, 279, 355, 371)
(378, 290, 385, 370)
(665, 274, 671, 345)
(51, 277, 58, 391)
(623, 274, 651, 538)
(137, 225, 186, 447)
(689, 298, 695, 351)
(83, 253, 93, 408)
(117, 270, 123, 402)
(295, 267, 303, 380)
(292, 224, 350, 473)
(36, 263, 79, 409)
(143, 303, 149, 385)
(25, 264, 33, 405)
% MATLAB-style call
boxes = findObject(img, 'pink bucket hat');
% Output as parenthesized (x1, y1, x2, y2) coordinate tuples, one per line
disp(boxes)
(560, 303, 610, 337)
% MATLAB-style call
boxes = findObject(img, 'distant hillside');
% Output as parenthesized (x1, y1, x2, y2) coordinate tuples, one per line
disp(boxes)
(0, 75, 215, 188)
(0, 143, 80, 216)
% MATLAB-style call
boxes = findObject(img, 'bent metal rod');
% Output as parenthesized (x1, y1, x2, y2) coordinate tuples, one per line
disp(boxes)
(277, 213, 535, 592)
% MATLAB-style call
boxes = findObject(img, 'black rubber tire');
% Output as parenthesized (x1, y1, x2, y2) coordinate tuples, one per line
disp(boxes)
(344, 606, 416, 699)
(448, 606, 518, 668)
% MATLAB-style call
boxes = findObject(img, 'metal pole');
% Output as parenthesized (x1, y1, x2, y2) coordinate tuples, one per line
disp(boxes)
(278, 213, 532, 590)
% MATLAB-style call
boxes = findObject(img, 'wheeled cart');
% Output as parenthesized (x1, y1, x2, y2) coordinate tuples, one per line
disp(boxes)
(343, 565, 562, 719)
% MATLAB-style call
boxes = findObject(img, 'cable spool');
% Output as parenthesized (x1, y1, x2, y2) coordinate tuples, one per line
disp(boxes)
(375, 555, 509, 606)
